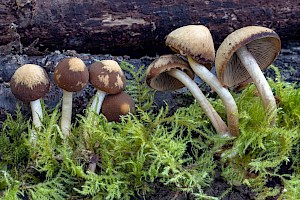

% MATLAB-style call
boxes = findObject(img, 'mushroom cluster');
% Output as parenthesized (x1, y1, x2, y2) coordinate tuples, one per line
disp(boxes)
(9, 57, 135, 140)
(145, 25, 281, 137)
(8, 25, 280, 142)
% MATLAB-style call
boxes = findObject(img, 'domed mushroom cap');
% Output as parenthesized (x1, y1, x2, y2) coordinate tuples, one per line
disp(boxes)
(54, 57, 89, 92)
(215, 26, 281, 87)
(166, 25, 215, 69)
(10, 64, 50, 102)
(146, 54, 194, 91)
(89, 60, 126, 94)
(102, 91, 135, 122)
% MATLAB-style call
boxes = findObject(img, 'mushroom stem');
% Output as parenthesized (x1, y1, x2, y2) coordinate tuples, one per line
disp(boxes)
(30, 99, 43, 142)
(236, 46, 276, 124)
(30, 99, 43, 128)
(167, 69, 229, 136)
(61, 90, 73, 137)
(187, 57, 239, 137)
(90, 90, 106, 114)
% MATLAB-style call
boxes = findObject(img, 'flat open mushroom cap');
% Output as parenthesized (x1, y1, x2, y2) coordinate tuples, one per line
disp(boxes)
(10, 64, 50, 102)
(146, 54, 194, 91)
(54, 57, 89, 92)
(215, 26, 281, 87)
(165, 25, 215, 69)
(89, 60, 126, 94)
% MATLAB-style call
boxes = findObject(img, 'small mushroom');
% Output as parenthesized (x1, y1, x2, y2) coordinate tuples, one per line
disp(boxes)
(101, 91, 135, 122)
(10, 64, 50, 139)
(166, 25, 239, 137)
(146, 54, 229, 136)
(89, 60, 126, 114)
(54, 57, 89, 136)
(215, 26, 281, 125)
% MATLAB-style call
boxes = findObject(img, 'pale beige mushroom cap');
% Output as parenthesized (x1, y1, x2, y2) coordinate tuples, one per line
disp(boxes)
(146, 54, 194, 91)
(215, 26, 281, 87)
(166, 25, 215, 69)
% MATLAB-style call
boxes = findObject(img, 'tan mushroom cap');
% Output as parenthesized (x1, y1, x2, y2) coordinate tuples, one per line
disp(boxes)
(166, 25, 215, 70)
(146, 54, 194, 91)
(102, 91, 135, 122)
(54, 57, 89, 92)
(10, 64, 50, 102)
(215, 26, 281, 87)
(89, 60, 126, 94)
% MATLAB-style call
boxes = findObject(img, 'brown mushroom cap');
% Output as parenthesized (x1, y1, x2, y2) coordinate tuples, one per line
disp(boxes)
(215, 26, 281, 87)
(54, 57, 89, 92)
(165, 25, 215, 70)
(10, 64, 50, 102)
(101, 91, 135, 122)
(89, 60, 126, 94)
(146, 54, 194, 91)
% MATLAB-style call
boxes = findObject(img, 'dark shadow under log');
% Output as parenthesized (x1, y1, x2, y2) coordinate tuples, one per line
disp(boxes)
(0, 0, 299, 57)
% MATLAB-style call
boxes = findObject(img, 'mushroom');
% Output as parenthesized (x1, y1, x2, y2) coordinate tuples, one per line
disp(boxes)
(89, 60, 126, 114)
(166, 25, 239, 137)
(146, 54, 229, 136)
(10, 64, 50, 139)
(54, 57, 89, 136)
(215, 26, 281, 125)
(101, 91, 135, 122)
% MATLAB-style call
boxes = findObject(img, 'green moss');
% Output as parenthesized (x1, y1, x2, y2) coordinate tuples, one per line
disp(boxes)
(0, 63, 299, 199)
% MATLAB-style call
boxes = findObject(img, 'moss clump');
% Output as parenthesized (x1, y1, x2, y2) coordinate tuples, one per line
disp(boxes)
(0, 63, 299, 199)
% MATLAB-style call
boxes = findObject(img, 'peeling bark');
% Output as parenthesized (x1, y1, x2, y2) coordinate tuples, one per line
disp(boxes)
(0, 0, 299, 56)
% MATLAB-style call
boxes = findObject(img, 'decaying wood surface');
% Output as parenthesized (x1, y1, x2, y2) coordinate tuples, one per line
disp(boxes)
(0, 0, 299, 56)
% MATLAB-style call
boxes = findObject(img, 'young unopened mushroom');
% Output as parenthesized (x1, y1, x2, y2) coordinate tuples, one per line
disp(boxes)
(146, 54, 230, 136)
(54, 57, 89, 136)
(101, 91, 135, 122)
(166, 25, 239, 137)
(89, 60, 126, 114)
(215, 26, 281, 125)
(10, 64, 50, 139)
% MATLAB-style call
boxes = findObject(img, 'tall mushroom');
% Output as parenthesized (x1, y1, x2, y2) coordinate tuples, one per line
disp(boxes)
(10, 64, 50, 140)
(54, 57, 89, 137)
(166, 25, 239, 137)
(89, 60, 126, 114)
(102, 91, 135, 122)
(146, 54, 230, 136)
(215, 26, 281, 125)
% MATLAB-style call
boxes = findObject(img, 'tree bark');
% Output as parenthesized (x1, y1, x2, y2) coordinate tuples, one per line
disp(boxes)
(0, 0, 299, 57)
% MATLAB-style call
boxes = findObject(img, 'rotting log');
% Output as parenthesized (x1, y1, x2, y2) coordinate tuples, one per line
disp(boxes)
(0, 0, 299, 57)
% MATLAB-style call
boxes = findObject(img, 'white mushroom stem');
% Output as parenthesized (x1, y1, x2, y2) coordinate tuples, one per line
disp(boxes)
(30, 99, 43, 142)
(61, 90, 73, 137)
(236, 46, 276, 124)
(90, 90, 106, 114)
(167, 69, 229, 136)
(30, 99, 43, 128)
(187, 57, 239, 137)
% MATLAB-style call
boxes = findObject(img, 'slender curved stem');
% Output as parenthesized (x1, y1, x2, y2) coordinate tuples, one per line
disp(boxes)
(187, 57, 239, 137)
(236, 46, 276, 125)
(90, 90, 107, 114)
(167, 69, 229, 136)
(61, 90, 73, 137)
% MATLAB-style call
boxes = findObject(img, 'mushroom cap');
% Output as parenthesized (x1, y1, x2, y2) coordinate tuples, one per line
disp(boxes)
(146, 54, 194, 91)
(165, 25, 215, 70)
(101, 91, 135, 122)
(89, 60, 126, 94)
(10, 64, 50, 102)
(54, 57, 89, 92)
(215, 26, 281, 87)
